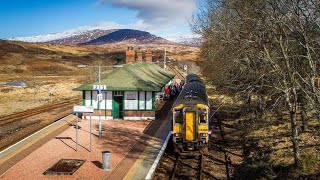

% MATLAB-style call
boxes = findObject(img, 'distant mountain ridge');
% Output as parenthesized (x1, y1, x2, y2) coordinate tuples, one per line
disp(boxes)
(7, 29, 94, 43)
(176, 37, 202, 47)
(8, 29, 174, 46)
(83, 29, 171, 45)
(50, 29, 117, 45)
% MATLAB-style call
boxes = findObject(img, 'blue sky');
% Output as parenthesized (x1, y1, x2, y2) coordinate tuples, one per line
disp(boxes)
(0, 0, 196, 40)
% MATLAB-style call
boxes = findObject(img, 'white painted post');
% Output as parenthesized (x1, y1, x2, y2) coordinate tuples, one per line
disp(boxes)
(98, 66, 102, 138)
(90, 113, 92, 152)
(76, 112, 78, 151)
(164, 48, 166, 70)
(102, 151, 111, 170)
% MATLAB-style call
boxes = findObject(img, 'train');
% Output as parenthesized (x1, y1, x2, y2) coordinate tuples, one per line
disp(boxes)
(171, 74, 211, 151)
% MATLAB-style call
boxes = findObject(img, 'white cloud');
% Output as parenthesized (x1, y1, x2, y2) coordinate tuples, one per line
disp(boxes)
(76, 20, 177, 35)
(7, 1, 197, 42)
(78, 21, 122, 30)
(100, 0, 196, 25)
(75, 20, 153, 32)
(98, 0, 197, 38)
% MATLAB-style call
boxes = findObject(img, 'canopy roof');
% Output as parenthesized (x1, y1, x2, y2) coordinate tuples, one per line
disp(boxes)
(74, 63, 175, 91)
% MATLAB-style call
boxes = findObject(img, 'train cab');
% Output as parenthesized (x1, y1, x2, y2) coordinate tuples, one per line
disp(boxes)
(171, 74, 211, 151)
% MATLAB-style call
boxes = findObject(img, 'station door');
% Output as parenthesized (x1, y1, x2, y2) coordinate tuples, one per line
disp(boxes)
(112, 96, 123, 119)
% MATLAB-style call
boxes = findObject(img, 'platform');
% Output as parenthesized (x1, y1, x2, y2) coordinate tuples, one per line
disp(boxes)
(104, 100, 173, 180)
(0, 100, 173, 180)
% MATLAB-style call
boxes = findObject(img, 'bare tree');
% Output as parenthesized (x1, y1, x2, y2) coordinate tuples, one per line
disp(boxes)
(191, 0, 320, 167)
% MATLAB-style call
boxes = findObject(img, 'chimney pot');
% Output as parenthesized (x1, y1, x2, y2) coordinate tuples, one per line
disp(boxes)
(126, 49, 135, 64)
(145, 49, 152, 63)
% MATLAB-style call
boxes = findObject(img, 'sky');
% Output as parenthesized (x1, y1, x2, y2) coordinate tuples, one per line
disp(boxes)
(0, 0, 198, 40)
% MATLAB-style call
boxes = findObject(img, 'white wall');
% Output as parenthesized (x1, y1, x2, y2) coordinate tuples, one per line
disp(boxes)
(146, 92, 152, 110)
(92, 91, 98, 109)
(85, 91, 112, 110)
(85, 91, 91, 106)
(101, 92, 106, 109)
(139, 91, 145, 110)
(124, 91, 138, 110)
(85, 90, 153, 110)
(100, 91, 112, 110)
(106, 91, 112, 110)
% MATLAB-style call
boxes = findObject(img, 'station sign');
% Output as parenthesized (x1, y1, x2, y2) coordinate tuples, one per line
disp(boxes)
(74, 106, 94, 113)
(93, 85, 107, 90)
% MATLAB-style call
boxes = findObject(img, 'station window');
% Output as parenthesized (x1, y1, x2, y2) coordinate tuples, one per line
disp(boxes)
(199, 113, 207, 124)
(174, 110, 183, 124)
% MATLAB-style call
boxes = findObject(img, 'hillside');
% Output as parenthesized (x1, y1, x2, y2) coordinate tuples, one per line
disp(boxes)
(8, 29, 174, 45)
(0, 40, 117, 83)
(0, 39, 118, 116)
(83, 29, 172, 45)
(6, 28, 202, 46)
(49, 29, 117, 45)
(0, 40, 199, 117)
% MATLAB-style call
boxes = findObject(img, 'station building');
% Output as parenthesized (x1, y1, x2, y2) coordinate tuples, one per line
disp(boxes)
(74, 62, 174, 120)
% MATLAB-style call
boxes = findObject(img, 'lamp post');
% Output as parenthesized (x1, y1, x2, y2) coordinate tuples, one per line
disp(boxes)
(98, 66, 102, 138)
(77, 64, 123, 138)
(153, 59, 170, 69)
(164, 48, 166, 70)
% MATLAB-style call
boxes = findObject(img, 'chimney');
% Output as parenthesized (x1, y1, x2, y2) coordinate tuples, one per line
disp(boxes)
(145, 48, 152, 63)
(137, 47, 143, 62)
(125, 46, 135, 64)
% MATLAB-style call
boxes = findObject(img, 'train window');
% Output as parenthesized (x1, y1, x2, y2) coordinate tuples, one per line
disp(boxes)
(174, 110, 182, 124)
(199, 113, 207, 124)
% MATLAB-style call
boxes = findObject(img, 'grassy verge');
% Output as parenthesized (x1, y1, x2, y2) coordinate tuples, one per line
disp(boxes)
(207, 87, 320, 179)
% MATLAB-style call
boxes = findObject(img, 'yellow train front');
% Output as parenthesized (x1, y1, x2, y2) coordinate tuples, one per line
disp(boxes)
(171, 74, 211, 151)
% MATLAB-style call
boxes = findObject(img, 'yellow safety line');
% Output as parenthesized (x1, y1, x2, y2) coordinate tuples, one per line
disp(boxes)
(0, 116, 74, 165)
(123, 112, 170, 180)
(123, 138, 156, 180)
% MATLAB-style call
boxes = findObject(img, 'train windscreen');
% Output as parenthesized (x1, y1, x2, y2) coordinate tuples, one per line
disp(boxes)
(174, 110, 183, 124)
(199, 111, 207, 124)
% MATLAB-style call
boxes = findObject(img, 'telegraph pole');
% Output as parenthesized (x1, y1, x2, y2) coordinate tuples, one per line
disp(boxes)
(98, 66, 102, 138)
(164, 48, 166, 70)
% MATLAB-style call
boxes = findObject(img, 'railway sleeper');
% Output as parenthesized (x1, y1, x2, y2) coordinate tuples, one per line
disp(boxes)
(171, 153, 204, 180)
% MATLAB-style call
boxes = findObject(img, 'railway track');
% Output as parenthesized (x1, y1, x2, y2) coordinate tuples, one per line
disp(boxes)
(0, 98, 80, 126)
(167, 65, 185, 80)
(170, 152, 204, 180)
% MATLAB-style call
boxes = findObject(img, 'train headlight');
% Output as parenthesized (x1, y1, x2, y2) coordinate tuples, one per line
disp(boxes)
(174, 133, 182, 137)
(199, 133, 207, 137)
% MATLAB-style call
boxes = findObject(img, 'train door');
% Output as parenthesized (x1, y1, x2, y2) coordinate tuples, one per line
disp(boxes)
(185, 111, 196, 141)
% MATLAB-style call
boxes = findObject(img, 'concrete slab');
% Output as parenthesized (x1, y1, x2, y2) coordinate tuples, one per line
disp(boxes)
(104, 100, 173, 180)
(0, 99, 174, 180)
(0, 118, 150, 179)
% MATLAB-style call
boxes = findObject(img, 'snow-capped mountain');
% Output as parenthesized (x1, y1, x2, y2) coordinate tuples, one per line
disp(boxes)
(7, 27, 200, 46)
(83, 29, 172, 45)
(8, 29, 173, 45)
(165, 35, 202, 47)
(50, 29, 117, 45)
(176, 37, 202, 47)
(8, 29, 94, 43)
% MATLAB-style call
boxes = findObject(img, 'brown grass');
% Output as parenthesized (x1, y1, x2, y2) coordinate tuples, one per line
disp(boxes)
(207, 84, 320, 179)
(0, 81, 81, 116)
(0, 40, 199, 118)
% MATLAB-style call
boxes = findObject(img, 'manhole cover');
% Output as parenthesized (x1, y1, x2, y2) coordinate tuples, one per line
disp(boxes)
(43, 159, 86, 175)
